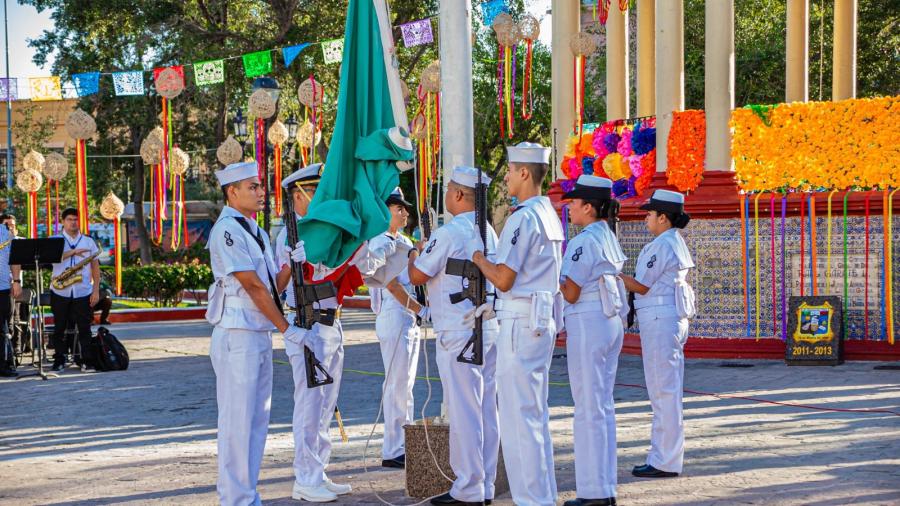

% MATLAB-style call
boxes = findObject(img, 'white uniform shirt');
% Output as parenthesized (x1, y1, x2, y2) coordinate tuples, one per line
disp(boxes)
(494, 196, 564, 300)
(50, 231, 100, 298)
(0, 225, 13, 291)
(367, 232, 415, 314)
(414, 211, 500, 333)
(561, 220, 626, 303)
(207, 206, 279, 331)
(634, 228, 695, 302)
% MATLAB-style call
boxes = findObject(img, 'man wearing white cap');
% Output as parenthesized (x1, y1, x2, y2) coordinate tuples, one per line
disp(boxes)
(620, 189, 695, 479)
(205, 161, 308, 506)
(408, 166, 501, 506)
(362, 186, 425, 469)
(466, 142, 563, 506)
(273, 162, 359, 502)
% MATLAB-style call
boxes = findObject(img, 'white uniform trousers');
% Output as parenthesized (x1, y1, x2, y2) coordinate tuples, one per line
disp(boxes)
(209, 327, 273, 506)
(495, 314, 557, 506)
(285, 320, 345, 487)
(565, 309, 623, 499)
(375, 309, 421, 459)
(435, 328, 500, 502)
(637, 306, 689, 473)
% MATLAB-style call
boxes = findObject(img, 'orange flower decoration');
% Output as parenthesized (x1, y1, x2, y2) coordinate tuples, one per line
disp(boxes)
(667, 110, 706, 192)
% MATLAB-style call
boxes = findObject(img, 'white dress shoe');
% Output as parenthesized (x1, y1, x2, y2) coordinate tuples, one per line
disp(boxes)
(323, 477, 352, 495)
(292, 482, 338, 503)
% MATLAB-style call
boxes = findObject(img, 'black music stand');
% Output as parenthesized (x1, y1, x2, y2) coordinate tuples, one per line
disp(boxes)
(11, 238, 64, 381)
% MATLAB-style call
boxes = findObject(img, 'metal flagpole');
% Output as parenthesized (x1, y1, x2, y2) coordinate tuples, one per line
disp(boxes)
(4, 0, 13, 209)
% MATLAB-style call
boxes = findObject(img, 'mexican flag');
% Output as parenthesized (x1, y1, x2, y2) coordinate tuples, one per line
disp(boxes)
(297, 0, 412, 267)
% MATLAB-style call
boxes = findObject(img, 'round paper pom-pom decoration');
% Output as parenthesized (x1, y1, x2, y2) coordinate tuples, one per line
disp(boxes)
(603, 153, 628, 181)
(495, 23, 521, 48)
(491, 12, 514, 32)
(16, 168, 43, 193)
(140, 135, 163, 165)
(149, 126, 165, 144)
(100, 192, 125, 220)
(420, 60, 441, 94)
(65, 109, 97, 140)
(43, 152, 68, 181)
(295, 120, 322, 148)
(169, 147, 190, 176)
(23, 150, 45, 173)
(217, 135, 244, 166)
(248, 89, 277, 119)
(155, 68, 184, 99)
(267, 120, 289, 146)
(409, 114, 427, 140)
(518, 14, 541, 41)
(569, 32, 598, 56)
(298, 78, 325, 108)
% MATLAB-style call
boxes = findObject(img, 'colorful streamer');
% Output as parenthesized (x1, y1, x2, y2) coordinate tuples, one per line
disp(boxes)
(799, 193, 805, 297)
(114, 217, 122, 295)
(740, 194, 749, 335)
(273, 143, 283, 215)
(27, 192, 37, 238)
(888, 189, 898, 344)
(864, 192, 871, 339)
(826, 190, 837, 294)
(810, 194, 817, 295)
(754, 193, 762, 340)
(842, 191, 850, 338)
(521, 39, 534, 120)
(770, 194, 777, 337)
(780, 195, 787, 340)
(74, 140, 90, 234)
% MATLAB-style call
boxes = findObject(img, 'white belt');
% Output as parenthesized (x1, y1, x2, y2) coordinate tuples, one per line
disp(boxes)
(494, 297, 530, 316)
(224, 297, 262, 311)
(578, 291, 602, 302)
(634, 295, 675, 310)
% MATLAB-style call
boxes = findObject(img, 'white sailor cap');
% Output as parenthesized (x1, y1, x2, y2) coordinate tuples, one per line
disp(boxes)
(386, 187, 413, 207)
(450, 166, 492, 188)
(506, 141, 551, 165)
(215, 161, 258, 187)
(640, 189, 685, 214)
(281, 163, 324, 189)
(562, 175, 613, 200)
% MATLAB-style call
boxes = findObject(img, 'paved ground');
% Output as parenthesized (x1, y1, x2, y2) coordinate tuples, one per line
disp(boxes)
(1, 310, 899, 505)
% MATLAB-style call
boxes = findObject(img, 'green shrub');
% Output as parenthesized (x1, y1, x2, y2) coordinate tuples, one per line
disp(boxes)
(121, 262, 212, 307)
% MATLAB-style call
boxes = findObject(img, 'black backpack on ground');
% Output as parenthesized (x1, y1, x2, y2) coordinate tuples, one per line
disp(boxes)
(94, 327, 129, 371)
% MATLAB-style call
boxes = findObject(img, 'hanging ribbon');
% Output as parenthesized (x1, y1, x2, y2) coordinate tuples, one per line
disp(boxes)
(770, 194, 777, 337)
(521, 38, 534, 120)
(27, 192, 37, 238)
(799, 193, 805, 297)
(160, 98, 170, 222)
(54, 181, 60, 235)
(864, 192, 870, 340)
(152, 162, 165, 244)
(182, 178, 189, 249)
(573, 54, 586, 136)
(45, 184, 51, 235)
(740, 194, 749, 335)
(114, 217, 122, 295)
(497, 46, 505, 138)
(810, 194, 817, 295)
(74, 139, 90, 234)
(597, 0, 610, 24)
(826, 190, 837, 294)
(754, 193, 762, 340)
(780, 195, 787, 340)
(169, 174, 185, 250)
(888, 189, 898, 344)
(842, 191, 850, 339)
(882, 190, 888, 342)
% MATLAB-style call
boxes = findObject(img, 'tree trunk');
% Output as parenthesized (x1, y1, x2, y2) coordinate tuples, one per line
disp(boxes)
(130, 126, 153, 265)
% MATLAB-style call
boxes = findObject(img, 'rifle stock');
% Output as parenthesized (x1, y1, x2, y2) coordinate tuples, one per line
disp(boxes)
(284, 190, 336, 388)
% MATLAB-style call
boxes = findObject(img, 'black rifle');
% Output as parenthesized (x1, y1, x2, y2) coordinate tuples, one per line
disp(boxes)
(444, 170, 488, 366)
(283, 190, 336, 388)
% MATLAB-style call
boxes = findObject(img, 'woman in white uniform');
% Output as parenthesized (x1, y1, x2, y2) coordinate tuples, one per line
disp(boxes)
(366, 187, 425, 469)
(619, 189, 695, 479)
(559, 176, 626, 506)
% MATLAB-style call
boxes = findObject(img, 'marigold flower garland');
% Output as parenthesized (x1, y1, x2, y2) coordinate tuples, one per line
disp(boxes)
(666, 110, 706, 192)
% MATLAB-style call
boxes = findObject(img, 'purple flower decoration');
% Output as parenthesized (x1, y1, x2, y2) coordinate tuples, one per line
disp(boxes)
(561, 178, 578, 193)
(629, 154, 644, 177)
(581, 156, 595, 175)
(625, 175, 637, 198)
(631, 126, 656, 155)
(603, 132, 620, 154)
(617, 129, 633, 157)
(612, 178, 630, 197)
(592, 130, 610, 159)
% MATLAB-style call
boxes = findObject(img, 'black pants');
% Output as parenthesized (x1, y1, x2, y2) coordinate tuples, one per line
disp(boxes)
(92, 297, 112, 323)
(50, 292, 94, 364)
(0, 289, 11, 336)
(0, 289, 12, 371)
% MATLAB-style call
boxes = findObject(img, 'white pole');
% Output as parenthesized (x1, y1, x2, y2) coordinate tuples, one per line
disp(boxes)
(439, 0, 474, 184)
(704, 0, 734, 171)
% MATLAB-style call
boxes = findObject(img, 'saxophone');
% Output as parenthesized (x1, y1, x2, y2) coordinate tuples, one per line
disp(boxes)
(51, 251, 101, 290)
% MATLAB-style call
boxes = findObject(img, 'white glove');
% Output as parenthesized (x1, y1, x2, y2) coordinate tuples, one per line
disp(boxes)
(417, 306, 431, 323)
(464, 236, 484, 261)
(290, 240, 307, 263)
(283, 324, 308, 346)
(463, 302, 496, 327)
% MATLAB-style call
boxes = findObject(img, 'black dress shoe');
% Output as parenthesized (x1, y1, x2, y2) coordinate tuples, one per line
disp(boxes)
(485, 501, 492, 505)
(382, 453, 405, 469)
(430, 492, 484, 506)
(51, 358, 66, 372)
(632, 463, 679, 478)
(564, 498, 615, 506)
(0, 369, 18, 378)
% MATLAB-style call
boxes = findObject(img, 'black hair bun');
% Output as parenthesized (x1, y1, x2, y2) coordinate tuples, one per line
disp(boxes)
(674, 212, 691, 229)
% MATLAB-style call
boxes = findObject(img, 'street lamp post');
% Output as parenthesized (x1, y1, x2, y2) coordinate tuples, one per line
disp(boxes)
(4, 0, 13, 208)
(251, 77, 281, 232)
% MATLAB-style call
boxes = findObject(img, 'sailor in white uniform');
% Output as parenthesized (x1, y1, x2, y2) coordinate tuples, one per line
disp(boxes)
(619, 189, 695, 479)
(408, 166, 501, 506)
(205, 161, 307, 506)
(559, 176, 627, 506)
(466, 143, 563, 506)
(364, 187, 424, 469)
(274, 163, 357, 502)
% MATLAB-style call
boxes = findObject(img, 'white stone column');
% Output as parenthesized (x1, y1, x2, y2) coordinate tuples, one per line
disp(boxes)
(439, 0, 474, 178)
(606, 6, 629, 121)
(704, 0, 734, 171)
(654, 0, 684, 172)
(832, 0, 857, 100)
(551, 0, 579, 179)
(786, 0, 809, 102)
(636, 0, 655, 117)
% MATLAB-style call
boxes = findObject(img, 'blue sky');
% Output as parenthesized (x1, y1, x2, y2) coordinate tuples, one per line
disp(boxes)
(1, 2, 54, 79)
